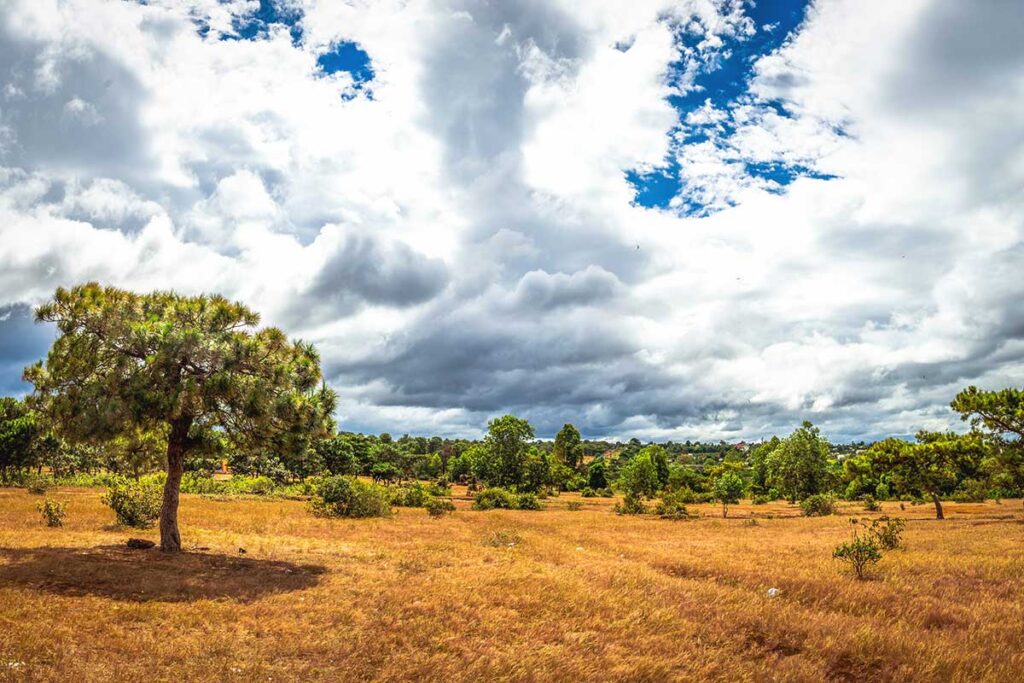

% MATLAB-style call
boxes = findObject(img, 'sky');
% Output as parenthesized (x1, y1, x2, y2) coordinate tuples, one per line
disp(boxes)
(1, 0, 1023, 442)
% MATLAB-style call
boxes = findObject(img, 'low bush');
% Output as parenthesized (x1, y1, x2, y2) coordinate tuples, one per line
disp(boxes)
(426, 498, 456, 517)
(24, 474, 54, 495)
(180, 472, 227, 495)
(832, 522, 882, 579)
(869, 516, 906, 550)
(800, 493, 836, 517)
(37, 498, 67, 527)
(226, 475, 276, 496)
(566, 501, 583, 511)
(614, 493, 647, 515)
(952, 479, 988, 503)
(428, 480, 452, 497)
(309, 476, 391, 518)
(390, 482, 433, 508)
(656, 490, 695, 519)
(597, 487, 614, 498)
(473, 487, 518, 510)
(103, 478, 162, 528)
(580, 487, 596, 498)
(516, 493, 541, 510)
(751, 495, 770, 505)
(862, 495, 882, 512)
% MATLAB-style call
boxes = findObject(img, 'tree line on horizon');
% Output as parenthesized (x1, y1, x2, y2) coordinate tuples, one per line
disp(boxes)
(1, 284, 1023, 549)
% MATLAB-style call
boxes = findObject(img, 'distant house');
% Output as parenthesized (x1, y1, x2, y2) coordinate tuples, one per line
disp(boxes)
(735, 441, 750, 452)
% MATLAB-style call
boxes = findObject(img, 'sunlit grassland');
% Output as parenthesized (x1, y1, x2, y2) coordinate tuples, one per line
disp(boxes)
(1, 488, 1022, 682)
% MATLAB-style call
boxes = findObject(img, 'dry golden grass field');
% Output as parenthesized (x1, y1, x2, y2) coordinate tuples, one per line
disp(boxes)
(1, 487, 1022, 682)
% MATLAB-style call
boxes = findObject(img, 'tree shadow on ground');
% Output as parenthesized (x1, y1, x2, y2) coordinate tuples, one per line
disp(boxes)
(0, 545, 326, 603)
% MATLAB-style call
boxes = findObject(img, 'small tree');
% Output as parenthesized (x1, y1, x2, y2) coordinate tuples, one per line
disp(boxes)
(25, 284, 336, 551)
(765, 421, 832, 502)
(483, 415, 535, 488)
(833, 521, 882, 580)
(712, 472, 744, 518)
(552, 423, 582, 471)
(617, 451, 660, 500)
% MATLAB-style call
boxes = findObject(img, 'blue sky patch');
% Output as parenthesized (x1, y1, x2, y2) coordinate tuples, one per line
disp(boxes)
(628, 0, 816, 213)
(317, 42, 375, 85)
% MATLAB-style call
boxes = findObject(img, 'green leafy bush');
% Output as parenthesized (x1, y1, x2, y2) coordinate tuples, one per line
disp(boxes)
(580, 487, 596, 498)
(390, 482, 433, 508)
(614, 493, 647, 515)
(800, 493, 836, 517)
(180, 472, 227, 495)
(869, 516, 906, 550)
(515, 493, 541, 510)
(24, 474, 54, 495)
(952, 479, 988, 503)
(833, 523, 882, 579)
(751, 495, 770, 505)
(862, 495, 881, 512)
(597, 487, 614, 498)
(428, 480, 452, 497)
(103, 478, 162, 528)
(226, 475, 276, 496)
(473, 487, 519, 510)
(309, 476, 392, 518)
(426, 498, 456, 517)
(37, 498, 67, 527)
(656, 490, 695, 519)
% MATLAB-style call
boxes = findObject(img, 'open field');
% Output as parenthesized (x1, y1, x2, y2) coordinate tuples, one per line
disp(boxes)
(1, 488, 1023, 682)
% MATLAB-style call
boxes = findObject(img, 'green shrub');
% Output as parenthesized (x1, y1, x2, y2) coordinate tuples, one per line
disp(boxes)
(473, 487, 518, 510)
(24, 474, 54, 495)
(226, 475, 276, 496)
(869, 516, 905, 550)
(833, 523, 882, 579)
(103, 478, 162, 528)
(751, 495, 770, 505)
(862, 495, 881, 512)
(800, 493, 836, 517)
(598, 487, 614, 498)
(516, 493, 541, 510)
(309, 476, 392, 518)
(180, 472, 227, 495)
(566, 501, 583, 511)
(656, 490, 695, 519)
(390, 482, 433, 508)
(37, 498, 67, 527)
(428, 480, 452, 497)
(580, 487, 596, 498)
(426, 498, 456, 517)
(874, 482, 891, 500)
(614, 493, 647, 515)
(952, 479, 988, 503)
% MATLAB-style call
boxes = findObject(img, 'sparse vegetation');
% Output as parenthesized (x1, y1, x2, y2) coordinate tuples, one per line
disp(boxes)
(36, 498, 67, 527)
(833, 520, 883, 579)
(800, 493, 836, 517)
(308, 476, 391, 518)
(102, 478, 162, 528)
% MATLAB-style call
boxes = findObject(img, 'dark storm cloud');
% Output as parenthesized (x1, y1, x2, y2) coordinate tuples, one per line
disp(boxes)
(292, 232, 449, 324)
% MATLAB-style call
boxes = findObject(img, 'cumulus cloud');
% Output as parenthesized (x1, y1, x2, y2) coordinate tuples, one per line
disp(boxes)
(0, 0, 1022, 441)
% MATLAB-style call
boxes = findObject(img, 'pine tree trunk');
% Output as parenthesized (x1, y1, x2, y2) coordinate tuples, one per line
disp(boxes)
(160, 418, 191, 552)
(931, 492, 944, 520)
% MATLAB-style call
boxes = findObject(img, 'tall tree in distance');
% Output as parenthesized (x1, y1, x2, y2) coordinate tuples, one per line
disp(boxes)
(484, 415, 535, 488)
(766, 421, 831, 502)
(25, 283, 336, 552)
(552, 423, 582, 471)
